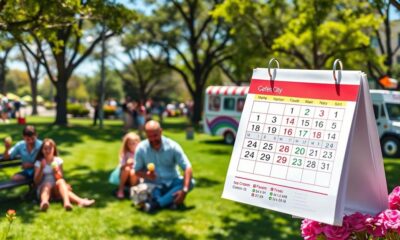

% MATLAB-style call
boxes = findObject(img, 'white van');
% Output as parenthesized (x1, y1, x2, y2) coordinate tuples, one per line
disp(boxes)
(203, 86, 248, 144)
(203, 86, 400, 158)
(370, 90, 400, 158)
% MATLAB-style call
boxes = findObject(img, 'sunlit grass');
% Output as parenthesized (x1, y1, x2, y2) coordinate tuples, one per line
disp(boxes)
(0, 116, 398, 239)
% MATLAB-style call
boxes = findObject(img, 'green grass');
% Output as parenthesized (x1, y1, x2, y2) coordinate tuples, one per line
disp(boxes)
(0, 116, 398, 240)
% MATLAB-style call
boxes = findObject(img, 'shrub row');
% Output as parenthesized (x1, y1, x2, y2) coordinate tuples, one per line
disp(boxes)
(67, 104, 117, 118)
(67, 104, 90, 117)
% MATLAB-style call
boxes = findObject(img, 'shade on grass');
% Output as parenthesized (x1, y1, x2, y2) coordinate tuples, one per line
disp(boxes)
(0, 117, 398, 239)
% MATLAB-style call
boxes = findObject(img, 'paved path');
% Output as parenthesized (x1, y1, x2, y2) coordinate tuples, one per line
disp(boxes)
(22, 106, 56, 117)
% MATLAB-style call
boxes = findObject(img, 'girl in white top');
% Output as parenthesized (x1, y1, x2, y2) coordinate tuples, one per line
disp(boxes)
(34, 138, 95, 211)
(115, 132, 140, 199)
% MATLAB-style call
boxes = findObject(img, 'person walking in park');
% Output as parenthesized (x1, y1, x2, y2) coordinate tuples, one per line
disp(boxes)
(122, 97, 133, 133)
(134, 120, 194, 212)
(156, 101, 165, 124)
(0, 95, 10, 123)
(13, 99, 21, 118)
(92, 99, 100, 126)
(34, 138, 95, 211)
(3, 125, 42, 181)
(109, 132, 141, 199)
(136, 101, 147, 138)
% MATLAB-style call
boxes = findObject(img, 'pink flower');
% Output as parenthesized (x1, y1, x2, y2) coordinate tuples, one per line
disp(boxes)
(298, 188, 400, 240)
(378, 209, 400, 231)
(366, 216, 386, 237)
(344, 212, 370, 232)
(301, 219, 323, 240)
(389, 186, 400, 210)
(322, 221, 351, 240)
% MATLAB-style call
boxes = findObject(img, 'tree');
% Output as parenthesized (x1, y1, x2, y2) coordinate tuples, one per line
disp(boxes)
(371, 1, 394, 78)
(368, 0, 400, 89)
(115, 31, 178, 103)
(5, 69, 30, 95)
(141, 0, 232, 124)
(217, 26, 267, 86)
(0, 34, 14, 94)
(18, 1, 135, 125)
(213, 0, 288, 84)
(68, 75, 89, 102)
(0, 1, 50, 32)
(84, 68, 124, 102)
(19, 45, 41, 115)
(214, 0, 382, 74)
(38, 77, 54, 102)
(1, 1, 96, 41)
(271, 0, 381, 70)
(115, 58, 175, 103)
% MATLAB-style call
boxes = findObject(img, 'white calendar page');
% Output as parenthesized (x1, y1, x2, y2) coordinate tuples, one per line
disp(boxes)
(222, 68, 362, 225)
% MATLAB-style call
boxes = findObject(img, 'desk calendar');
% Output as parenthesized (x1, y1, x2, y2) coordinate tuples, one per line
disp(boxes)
(222, 66, 388, 225)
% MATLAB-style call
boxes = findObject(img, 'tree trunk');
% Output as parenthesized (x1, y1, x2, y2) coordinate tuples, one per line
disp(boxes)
(0, 64, 6, 94)
(0, 48, 11, 94)
(191, 88, 203, 125)
(55, 79, 68, 125)
(384, 16, 393, 76)
(0, 61, 6, 94)
(31, 79, 38, 115)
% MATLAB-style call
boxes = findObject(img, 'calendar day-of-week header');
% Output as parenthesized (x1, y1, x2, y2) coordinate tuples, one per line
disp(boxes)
(249, 79, 359, 101)
(254, 95, 346, 106)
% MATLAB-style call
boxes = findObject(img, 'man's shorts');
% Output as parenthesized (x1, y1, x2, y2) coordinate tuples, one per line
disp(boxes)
(15, 168, 34, 179)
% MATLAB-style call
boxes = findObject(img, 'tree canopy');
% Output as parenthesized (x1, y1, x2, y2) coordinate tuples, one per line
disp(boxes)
(17, 0, 136, 125)
(137, 0, 232, 124)
(214, 0, 382, 72)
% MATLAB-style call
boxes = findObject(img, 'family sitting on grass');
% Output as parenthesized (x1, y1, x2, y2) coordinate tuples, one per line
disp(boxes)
(109, 120, 194, 212)
(2, 120, 194, 213)
(3, 125, 95, 211)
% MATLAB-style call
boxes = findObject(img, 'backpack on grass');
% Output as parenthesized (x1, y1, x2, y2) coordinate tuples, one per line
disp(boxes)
(130, 183, 156, 206)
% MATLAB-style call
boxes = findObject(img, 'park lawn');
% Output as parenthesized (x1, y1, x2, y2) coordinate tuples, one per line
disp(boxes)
(0, 116, 398, 240)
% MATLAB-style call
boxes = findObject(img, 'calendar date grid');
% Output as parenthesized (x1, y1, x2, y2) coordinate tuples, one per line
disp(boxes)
(237, 100, 346, 188)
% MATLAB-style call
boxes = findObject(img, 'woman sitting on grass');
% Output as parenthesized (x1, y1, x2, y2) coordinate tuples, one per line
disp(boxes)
(109, 132, 140, 199)
(34, 138, 95, 211)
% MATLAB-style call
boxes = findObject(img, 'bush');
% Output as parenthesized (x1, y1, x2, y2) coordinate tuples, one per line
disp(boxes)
(67, 103, 89, 117)
(44, 101, 56, 110)
(103, 105, 117, 119)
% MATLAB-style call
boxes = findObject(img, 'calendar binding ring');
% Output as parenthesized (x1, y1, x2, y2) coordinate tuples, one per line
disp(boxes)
(333, 59, 343, 95)
(268, 58, 280, 80)
(333, 59, 343, 84)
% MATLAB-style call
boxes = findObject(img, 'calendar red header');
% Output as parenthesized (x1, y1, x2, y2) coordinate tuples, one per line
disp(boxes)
(249, 79, 360, 101)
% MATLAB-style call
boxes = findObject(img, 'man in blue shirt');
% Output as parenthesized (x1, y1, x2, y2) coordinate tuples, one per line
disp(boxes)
(3, 125, 42, 181)
(134, 120, 194, 211)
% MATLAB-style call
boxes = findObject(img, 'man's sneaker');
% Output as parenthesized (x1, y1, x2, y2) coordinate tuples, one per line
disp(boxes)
(143, 202, 152, 212)
(143, 200, 159, 213)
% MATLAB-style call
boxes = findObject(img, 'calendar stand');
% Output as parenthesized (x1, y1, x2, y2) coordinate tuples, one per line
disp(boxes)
(222, 59, 388, 225)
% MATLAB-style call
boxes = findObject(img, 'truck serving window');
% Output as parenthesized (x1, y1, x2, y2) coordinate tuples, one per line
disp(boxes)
(381, 104, 386, 117)
(223, 97, 235, 111)
(237, 98, 245, 112)
(373, 105, 379, 119)
(386, 103, 400, 121)
(209, 96, 221, 111)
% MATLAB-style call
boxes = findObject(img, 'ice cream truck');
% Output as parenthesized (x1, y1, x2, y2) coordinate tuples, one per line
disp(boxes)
(370, 90, 400, 158)
(204, 86, 400, 158)
(203, 86, 248, 144)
